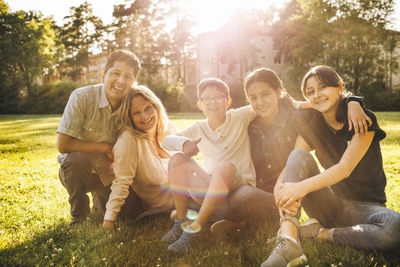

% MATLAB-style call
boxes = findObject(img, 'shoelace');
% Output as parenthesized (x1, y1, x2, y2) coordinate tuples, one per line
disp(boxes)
(267, 237, 289, 253)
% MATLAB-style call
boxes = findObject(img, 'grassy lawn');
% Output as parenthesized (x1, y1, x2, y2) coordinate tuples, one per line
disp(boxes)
(0, 112, 399, 266)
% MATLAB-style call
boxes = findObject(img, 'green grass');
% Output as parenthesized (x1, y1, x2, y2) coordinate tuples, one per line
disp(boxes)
(0, 113, 399, 266)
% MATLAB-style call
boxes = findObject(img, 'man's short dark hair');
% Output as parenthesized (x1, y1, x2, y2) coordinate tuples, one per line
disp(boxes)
(104, 50, 141, 78)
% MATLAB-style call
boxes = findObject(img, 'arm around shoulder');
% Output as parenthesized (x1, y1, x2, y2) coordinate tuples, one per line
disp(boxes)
(57, 132, 112, 158)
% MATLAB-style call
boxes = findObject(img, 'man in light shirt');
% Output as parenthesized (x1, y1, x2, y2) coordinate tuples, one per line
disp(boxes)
(57, 50, 141, 226)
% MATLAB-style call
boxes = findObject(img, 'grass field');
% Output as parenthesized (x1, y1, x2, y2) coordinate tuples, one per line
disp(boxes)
(0, 113, 399, 266)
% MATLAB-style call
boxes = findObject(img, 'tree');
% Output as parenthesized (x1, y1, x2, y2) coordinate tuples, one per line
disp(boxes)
(270, 0, 397, 93)
(0, 5, 60, 113)
(59, 1, 105, 80)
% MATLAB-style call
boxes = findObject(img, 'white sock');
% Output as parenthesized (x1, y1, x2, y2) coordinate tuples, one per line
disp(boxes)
(281, 234, 297, 244)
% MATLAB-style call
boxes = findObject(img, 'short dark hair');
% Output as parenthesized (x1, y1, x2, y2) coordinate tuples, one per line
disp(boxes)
(104, 50, 141, 78)
(197, 78, 230, 98)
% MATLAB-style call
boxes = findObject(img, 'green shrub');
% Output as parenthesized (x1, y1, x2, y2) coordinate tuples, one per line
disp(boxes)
(361, 82, 400, 111)
(20, 81, 88, 114)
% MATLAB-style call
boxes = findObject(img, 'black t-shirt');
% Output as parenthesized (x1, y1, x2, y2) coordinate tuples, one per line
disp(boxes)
(249, 98, 299, 193)
(297, 108, 387, 204)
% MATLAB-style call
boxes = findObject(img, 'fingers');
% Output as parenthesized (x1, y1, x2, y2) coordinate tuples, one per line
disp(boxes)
(348, 115, 353, 131)
(194, 137, 201, 144)
(353, 119, 360, 135)
(279, 208, 285, 220)
(358, 120, 365, 135)
(366, 116, 372, 126)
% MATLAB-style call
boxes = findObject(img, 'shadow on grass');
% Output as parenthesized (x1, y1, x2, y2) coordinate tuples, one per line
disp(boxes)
(1, 213, 399, 266)
(0, 212, 276, 266)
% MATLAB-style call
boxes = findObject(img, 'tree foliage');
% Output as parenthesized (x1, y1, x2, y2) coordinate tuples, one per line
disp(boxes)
(0, 2, 60, 113)
(270, 0, 398, 94)
(59, 1, 105, 80)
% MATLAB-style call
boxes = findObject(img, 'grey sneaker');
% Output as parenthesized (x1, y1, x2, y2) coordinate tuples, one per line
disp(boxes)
(261, 237, 307, 267)
(210, 219, 242, 240)
(299, 218, 322, 240)
(161, 218, 184, 244)
(167, 225, 199, 255)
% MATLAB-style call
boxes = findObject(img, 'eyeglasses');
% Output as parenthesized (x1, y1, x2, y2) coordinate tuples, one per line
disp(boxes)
(200, 95, 226, 105)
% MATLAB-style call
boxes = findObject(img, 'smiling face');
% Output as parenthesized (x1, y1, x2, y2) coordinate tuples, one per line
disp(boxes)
(304, 76, 342, 114)
(102, 60, 136, 110)
(197, 85, 231, 121)
(247, 82, 280, 122)
(130, 95, 158, 135)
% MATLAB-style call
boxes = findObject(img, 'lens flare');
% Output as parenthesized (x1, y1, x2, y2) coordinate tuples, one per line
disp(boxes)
(181, 221, 201, 233)
(186, 209, 199, 220)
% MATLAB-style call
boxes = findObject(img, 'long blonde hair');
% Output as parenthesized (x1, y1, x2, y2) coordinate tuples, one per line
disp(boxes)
(119, 85, 168, 143)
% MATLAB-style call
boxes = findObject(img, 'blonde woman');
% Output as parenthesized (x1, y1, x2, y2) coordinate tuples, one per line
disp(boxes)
(102, 86, 176, 229)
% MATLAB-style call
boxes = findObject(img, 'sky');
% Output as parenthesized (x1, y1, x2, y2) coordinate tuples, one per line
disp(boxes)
(7, 0, 400, 33)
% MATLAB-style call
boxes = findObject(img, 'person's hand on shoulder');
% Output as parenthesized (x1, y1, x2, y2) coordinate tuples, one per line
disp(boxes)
(347, 101, 372, 136)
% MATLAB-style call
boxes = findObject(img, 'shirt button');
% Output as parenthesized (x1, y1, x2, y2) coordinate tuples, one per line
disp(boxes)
(267, 164, 271, 169)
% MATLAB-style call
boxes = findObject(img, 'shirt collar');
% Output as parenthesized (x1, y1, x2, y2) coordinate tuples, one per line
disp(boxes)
(99, 84, 110, 108)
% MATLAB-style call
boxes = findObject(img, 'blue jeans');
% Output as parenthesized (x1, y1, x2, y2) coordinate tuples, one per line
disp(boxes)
(285, 149, 400, 251)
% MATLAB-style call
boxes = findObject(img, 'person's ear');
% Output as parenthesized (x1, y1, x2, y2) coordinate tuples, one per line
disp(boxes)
(101, 72, 105, 83)
(197, 100, 203, 111)
(227, 97, 232, 108)
(337, 81, 344, 94)
(276, 88, 283, 99)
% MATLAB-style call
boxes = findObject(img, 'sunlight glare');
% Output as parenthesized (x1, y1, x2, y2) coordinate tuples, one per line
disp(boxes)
(180, 0, 286, 34)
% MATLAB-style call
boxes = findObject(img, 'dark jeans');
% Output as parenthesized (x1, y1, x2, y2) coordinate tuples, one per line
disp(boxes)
(59, 152, 111, 218)
(118, 186, 173, 222)
(286, 149, 400, 251)
(210, 185, 279, 225)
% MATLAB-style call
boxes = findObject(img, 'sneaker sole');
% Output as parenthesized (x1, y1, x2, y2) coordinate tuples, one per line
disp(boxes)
(287, 254, 307, 267)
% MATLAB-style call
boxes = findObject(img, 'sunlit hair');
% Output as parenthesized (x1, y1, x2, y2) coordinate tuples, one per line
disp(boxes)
(301, 65, 352, 123)
(119, 85, 168, 143)
(244, 67, 294, 105)
(197, 78, 230, 99)
(104, 50, 141, 78)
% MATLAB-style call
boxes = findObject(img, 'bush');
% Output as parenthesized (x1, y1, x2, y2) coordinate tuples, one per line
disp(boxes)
(361, 82, 400, 111)
(20, 81, 87, 114)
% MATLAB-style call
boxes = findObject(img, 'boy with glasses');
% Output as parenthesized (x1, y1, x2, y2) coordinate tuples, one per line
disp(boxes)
(161, 77, 257, 254)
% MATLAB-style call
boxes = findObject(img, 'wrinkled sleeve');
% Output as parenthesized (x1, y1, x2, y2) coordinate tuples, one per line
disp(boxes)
(57, 90, 86, 139)
(162, 123, 198, 151)
(232, 105, 256, 126)
(104, 131, 138, 221)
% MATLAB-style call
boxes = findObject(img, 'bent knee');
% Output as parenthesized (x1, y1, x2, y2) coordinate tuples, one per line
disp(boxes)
(168, 152, 191, 169)
(212, 162, 236, 184)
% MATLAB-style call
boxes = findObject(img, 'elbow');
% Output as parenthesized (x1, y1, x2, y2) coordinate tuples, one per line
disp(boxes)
(57, 134, 69, 153)
(57, 141, 67, 153)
